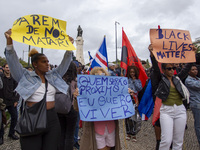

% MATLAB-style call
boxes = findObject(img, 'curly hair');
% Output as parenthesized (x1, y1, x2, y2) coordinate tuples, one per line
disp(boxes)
(126, 65, 139, 79)
(90, 67, 109, 76)
(62, 61, 77, 84)
(28, 48, 45, 68)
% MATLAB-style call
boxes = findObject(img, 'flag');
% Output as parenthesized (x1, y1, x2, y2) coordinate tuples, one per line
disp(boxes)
(88, 51, 93, 72)
(121, 28, 148, 87)
(138, 80, 154, 120)
(88, 51, 93, 63)
(89, 36, 108, 70)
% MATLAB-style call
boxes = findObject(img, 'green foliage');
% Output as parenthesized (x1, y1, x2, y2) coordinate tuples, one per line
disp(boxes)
(19, 58, 30, 67)
(0, 56, 29, 67)
(146, 59, 150, 69)
(0, 56, 7, 66)
(194, 44, 200, 53)
(197, 46, 200, 53)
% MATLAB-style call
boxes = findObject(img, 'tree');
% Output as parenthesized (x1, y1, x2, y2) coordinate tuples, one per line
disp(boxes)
(0, 56, 29, 67)
(146, 59, 150, 69)
(196, 45, 200, 53)
(194, 44, 200, 53)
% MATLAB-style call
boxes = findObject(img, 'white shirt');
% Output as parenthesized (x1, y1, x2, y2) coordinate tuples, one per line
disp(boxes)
(26, 83, 56, 102)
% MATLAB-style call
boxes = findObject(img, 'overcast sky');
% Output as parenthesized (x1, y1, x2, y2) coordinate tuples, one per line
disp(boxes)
(0, 0, 199, 66)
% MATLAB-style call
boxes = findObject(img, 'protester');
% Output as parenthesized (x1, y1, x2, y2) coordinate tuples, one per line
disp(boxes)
(25, 66, 33, 71)
(108, 63, 118, 76)
(4, 29, 73, 150)
(149, 44, 195, 150)
(115, 64, 122, 76)
(57, 61, 78, 150)
(185, 64, 200, 147)
(73, 60, 82, 150)
(79, 67, 121, 150)
(125, 65, 142, 142)
(0, 67, 3, 75)
(0, 76, 6, 145)
(0, 63, 19, 144)
(82, 66, 89, 74)
(196, 53, 200, 77)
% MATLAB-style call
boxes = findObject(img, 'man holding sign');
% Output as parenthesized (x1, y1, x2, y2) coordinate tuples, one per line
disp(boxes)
(149, 28, 196, 150)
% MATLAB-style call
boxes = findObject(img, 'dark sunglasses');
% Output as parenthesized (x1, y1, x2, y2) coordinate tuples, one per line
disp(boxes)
(165, 67, 176, 71)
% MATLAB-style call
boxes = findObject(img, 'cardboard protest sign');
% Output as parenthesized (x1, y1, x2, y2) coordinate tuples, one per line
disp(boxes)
(11, 14, 76, 50)
(150, 29, 195, 63)
(77, 75, 135, 121)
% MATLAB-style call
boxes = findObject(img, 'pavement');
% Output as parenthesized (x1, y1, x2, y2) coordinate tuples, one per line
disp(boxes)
(0, 109, 199, 150)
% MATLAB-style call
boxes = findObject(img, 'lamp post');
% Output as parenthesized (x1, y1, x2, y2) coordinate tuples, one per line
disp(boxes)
(115, 21, 120, 64)
(28, 45, 31, 67)
(22, 50, 28, 61)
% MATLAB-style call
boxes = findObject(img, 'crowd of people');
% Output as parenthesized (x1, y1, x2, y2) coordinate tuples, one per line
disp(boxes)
(0, 28, 200, 150)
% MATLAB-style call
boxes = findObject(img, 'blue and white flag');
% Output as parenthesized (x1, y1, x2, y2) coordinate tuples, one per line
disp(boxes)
(89, 36, 108, 70)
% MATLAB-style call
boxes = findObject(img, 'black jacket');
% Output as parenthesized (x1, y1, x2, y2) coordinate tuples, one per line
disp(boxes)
(150, 55, 192, 102)
(0, 74, 19, 106)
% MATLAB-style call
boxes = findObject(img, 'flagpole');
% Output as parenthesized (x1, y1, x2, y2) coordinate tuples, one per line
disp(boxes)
(115, 21, 120, 64)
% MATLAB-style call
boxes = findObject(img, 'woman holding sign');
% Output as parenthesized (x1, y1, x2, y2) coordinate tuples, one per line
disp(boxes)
(78, 67, 121, 150)
(149, 44, 195, 150)
(4, 29, 73, 150)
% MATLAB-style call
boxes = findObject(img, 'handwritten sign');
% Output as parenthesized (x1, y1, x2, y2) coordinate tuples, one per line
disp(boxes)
(77, 75, 135, 121)
(11, 14, 76, 50)
(150, 29, 195, 63)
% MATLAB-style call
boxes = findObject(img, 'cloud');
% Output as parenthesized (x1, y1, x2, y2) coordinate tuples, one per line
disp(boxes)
(0, 0, 200, 66)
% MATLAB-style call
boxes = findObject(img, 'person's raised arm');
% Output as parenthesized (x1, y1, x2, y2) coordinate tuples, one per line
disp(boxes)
(55, 36, 74, 77)
(148, 44, 162, 96)
(5, 29, 13, 45)
(148, 44, 161, 74)
(4, 29, 25, 82)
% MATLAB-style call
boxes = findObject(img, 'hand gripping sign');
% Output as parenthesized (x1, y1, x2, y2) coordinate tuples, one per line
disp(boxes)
(77, 75, 135, 121)
(150, 28, 195, 63)
(11, 14, 76, 50)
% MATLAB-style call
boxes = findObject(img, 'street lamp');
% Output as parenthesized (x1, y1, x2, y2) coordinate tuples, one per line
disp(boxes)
(28, 45, 31, 66)
(22, 50, 28, 61)
(115, 21, 120, 64)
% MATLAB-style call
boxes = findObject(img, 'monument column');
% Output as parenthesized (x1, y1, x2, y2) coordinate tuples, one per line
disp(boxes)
(75, 25, 85, 65)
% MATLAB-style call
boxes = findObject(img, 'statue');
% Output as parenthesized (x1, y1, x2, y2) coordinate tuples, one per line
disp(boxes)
(77, 25, 83, 37)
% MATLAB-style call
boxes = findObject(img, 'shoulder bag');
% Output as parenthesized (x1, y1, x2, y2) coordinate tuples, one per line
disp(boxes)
(15, 80, 48, 137)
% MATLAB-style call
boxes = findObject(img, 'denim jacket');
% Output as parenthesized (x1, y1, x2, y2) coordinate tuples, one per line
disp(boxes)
(5, 45, 72, 101)
(185, 75, 200, 108)
(128, 78, 142, 93)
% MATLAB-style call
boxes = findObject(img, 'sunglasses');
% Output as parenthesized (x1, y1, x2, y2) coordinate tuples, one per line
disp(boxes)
(165, 67, 176, 71)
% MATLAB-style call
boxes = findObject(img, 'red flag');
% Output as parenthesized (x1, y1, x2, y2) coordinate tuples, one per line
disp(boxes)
(121, 28, 148, 87)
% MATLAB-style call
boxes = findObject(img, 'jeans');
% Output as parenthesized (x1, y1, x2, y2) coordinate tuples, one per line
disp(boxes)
(191, 107, 200, 145)
(57, 107, 78, 150)
(20, 108, 61, 150)
(159, 104, 186, 150)
(74, 113, 80, 143)
(0, 105, 18, 137)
